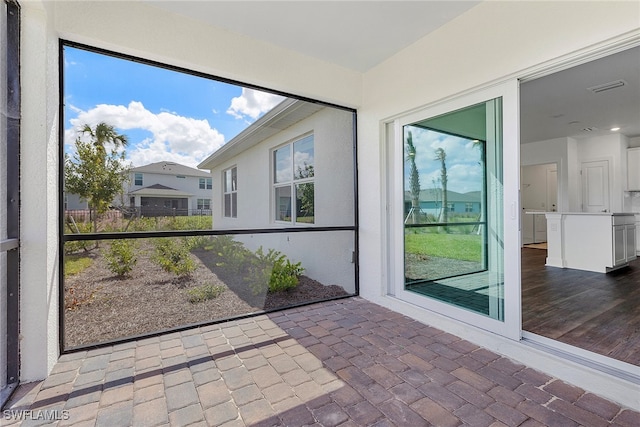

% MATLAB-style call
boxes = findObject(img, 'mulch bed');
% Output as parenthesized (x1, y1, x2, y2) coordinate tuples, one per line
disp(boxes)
(64, 241, 349, 348)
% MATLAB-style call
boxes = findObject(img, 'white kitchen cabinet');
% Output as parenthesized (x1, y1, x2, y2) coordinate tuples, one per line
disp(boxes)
(546, 212, 636, 273)
(613, 221, 636, 265)
(627, 147, 640, 191)
(625, 222, 636, 261)
(636, 214, 640, 256)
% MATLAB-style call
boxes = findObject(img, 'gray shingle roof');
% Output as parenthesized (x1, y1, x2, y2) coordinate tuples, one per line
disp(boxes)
(131, 161, 211, 177)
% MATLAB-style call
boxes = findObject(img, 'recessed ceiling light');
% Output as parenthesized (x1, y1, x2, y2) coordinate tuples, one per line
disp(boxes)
(611, 127, 620, 131)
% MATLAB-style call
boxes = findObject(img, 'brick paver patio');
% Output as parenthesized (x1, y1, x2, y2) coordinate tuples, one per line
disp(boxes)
(3, 297, 639, 426)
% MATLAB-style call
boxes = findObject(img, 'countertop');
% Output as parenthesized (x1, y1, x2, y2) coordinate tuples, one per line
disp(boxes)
(543, 212, 635, 216)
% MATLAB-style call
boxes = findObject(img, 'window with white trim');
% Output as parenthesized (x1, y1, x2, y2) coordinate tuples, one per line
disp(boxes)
(197, 198, 211, 210)
(199, 177, 212, 189)
(273, 135, 314, 224)
(134, 172, 143, 186)
(223, 167, 237, 218)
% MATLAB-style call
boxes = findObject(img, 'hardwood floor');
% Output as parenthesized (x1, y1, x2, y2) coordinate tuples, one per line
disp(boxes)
(521, 247, 640, 366)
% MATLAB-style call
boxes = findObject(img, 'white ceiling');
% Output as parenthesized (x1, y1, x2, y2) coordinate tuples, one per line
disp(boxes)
(521, 46, 640, 144)
(146, 1, 640, 143)
(146, 0, 480, 72)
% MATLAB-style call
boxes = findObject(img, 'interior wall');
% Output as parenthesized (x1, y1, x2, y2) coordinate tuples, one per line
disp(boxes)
(521, 138, 571, 212)
(576, 133, 627, 212)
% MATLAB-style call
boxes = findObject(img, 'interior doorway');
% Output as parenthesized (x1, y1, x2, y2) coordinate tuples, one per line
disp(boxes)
(519, 45, 640, 368)
(521, 163, 557, 245)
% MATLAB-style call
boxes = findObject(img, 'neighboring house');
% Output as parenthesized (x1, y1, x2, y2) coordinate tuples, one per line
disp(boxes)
(63, 161, 213, 217)
(63, 193, 88, 211)
(125, 161, 213, 216)
(404, 189, 481, 219)
(198, 99, 355, 288)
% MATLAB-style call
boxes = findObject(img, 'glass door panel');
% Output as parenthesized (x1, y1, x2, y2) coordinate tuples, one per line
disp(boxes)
(403, 98, 504, 321)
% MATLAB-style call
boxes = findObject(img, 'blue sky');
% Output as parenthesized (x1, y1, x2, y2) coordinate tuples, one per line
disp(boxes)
(404, 127, 484, 195)
(63, 46, 284, 168)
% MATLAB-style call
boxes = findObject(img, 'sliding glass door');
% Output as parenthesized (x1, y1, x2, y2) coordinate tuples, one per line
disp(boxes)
(389, 81, 520, 339)
(403, 98, 504, 319)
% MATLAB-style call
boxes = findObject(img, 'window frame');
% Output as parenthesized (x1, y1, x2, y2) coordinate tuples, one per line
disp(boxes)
(134, 172, 143, 186)
(385, 79, 520, 341)
(197, 198, 211, 210)
(199, 177, 212, 190)
(272, 134, 315, 224)
(223, 166, 237, 218)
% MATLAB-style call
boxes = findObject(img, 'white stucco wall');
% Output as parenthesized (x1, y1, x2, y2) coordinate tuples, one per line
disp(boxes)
(21, 0, 60, 382)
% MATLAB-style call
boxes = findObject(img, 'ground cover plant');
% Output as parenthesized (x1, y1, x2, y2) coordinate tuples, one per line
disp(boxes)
(63, 232, 349, 348)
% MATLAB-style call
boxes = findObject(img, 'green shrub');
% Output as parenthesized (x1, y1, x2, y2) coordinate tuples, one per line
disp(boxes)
(211, 236, 250, 274)
(185, 235, 211, 250)
(187, 283, 225, 303)
(248, 247, 304, 295)
(104, 239, 137, 276)
(152, 238, 197, 277)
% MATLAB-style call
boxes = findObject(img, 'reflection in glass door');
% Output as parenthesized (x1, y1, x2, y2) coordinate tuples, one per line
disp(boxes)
(403, 98, 504, 321)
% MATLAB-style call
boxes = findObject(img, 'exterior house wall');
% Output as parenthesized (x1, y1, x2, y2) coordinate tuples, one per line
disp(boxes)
(17, 0, 640, 408)
(211, 107, 354, 229)
(207, 107, 356, 290)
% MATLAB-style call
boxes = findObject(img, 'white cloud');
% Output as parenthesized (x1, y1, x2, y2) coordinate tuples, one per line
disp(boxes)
(65, 101, 225, 168)
(227, 88, 285, 120)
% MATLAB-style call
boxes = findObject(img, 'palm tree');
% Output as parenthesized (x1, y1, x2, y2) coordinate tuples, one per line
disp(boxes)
(435, 147, 448, 225)
(66, 122, 130, 234)
(405, 131, 421, 224)
(81, 122, 128, 152)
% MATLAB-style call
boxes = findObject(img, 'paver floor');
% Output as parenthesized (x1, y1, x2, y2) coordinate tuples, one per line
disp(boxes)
(3, 297, 639, 426)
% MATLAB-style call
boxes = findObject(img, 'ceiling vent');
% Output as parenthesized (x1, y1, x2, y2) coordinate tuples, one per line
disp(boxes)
(587, 80, 626, 93)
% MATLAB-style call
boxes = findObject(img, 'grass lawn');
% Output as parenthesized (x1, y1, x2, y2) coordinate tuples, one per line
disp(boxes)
(64, 255, 93, 276)
(405, 231, 483, 262)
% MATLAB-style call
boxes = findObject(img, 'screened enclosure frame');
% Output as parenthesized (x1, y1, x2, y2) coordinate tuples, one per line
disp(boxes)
(58, 40, 359, 353)
(1, 0, 21, 409)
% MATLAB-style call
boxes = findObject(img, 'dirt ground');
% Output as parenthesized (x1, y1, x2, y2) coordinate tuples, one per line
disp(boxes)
(63, 242, 349, 348)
